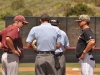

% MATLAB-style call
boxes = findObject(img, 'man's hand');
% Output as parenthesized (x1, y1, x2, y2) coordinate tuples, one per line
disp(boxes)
(6, 37, 20, 56)
(0, 42, 2, 49)
(31, 39, 37, 50)
(12, 50, 20, 56)
(79, 51, 86, 60)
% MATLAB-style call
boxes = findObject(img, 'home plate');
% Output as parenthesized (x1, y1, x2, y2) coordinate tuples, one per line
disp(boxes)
(72, 68, 79, 71)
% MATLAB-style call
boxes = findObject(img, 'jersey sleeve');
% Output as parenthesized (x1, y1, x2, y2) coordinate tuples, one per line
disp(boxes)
(64, 34, 69, 47)
(26, 28, 35, 43)
(84, 29, 95, 43)
(6, 28, 19, 41)
(56, 29, 62, 44)
(0, 31, 2, 42)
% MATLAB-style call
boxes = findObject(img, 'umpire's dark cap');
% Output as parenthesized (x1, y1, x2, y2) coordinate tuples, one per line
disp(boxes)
(14, 15, 28, 24)
(50, 18, 59, 26)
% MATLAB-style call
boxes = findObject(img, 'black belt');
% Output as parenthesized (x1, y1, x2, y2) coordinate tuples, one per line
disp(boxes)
(4, 51, 13, 54)
(55, 52, 63, 57)
(88, 52, 92, 55)
(37, 51, 55, 54)
(90, 58, 95, 61)
(88, 52, 95, 61)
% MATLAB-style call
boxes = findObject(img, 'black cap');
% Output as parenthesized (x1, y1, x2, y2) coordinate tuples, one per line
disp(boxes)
(50, 18, 59, 26)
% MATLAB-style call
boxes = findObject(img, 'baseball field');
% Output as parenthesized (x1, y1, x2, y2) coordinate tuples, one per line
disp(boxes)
(0, 63, 100, 75)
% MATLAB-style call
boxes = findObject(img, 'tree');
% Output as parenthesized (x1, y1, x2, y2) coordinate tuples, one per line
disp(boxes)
(66, 3, 95, 16)
(11, 0, 25, 10)
(22, 9, 33, 16)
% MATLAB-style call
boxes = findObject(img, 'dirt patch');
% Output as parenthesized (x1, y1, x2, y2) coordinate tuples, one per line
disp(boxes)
(19, 67, 34, 71)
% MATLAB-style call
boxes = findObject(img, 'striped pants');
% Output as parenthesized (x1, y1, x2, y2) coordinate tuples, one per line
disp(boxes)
(78, 53, 95, 75)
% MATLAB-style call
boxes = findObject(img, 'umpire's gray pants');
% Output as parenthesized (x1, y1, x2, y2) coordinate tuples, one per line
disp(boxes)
(35, 53, 57, 75)
(1, 52, 19, 75)
(56, 54, 66, 75)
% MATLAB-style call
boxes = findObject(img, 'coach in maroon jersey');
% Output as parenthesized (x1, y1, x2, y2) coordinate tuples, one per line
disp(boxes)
(0, 15, 28, 75)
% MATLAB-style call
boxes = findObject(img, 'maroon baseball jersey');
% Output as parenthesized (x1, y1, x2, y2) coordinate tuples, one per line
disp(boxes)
(0, 31, 2, 42)
(1, 25, 23, 52)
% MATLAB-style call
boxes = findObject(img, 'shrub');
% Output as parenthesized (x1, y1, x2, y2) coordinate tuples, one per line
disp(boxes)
(66, 3, 95, 16)
(11, 0, 24, 10)
(0, 12, 13, 20)
(21, 9, 33, 16)
(94, 0, 100, 6)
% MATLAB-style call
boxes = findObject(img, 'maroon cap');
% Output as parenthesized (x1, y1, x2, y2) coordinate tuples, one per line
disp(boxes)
(13, 15, 28, 24)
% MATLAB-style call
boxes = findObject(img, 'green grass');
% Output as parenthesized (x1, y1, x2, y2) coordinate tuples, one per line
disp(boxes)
(0, 63, 35, 68)
(0, 63, 100, 75)
(0, 63, 100, 68)
(0, 21, 5, 31)
(0, 71, 35, 75)
(95, 63, 100, 68)
(0, 63, 100, 67)
(0, 63, 80, 68)
(94, 72, 100, 75)
(66, 63, 100, 68)
(19, 63, 35, 67)
(66, 63, 80, 67)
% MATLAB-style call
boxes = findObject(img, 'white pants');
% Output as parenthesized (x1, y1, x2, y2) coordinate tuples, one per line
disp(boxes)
(1, 52, 19, 75)
(78, 53, 95, 75)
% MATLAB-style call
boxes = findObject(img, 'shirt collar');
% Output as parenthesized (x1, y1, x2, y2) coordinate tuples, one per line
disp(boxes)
(41, 23, 51, 26)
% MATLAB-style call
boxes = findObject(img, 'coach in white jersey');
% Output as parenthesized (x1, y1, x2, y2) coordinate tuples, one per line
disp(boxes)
(26, 14, 62, 75)
(50, 18, 69, 75)
(75, 14, 95, 75)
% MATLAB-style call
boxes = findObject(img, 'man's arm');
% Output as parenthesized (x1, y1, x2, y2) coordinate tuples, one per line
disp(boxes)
(0, 31, 2, 49)
(80, 40, 95, 59)
(0, 42, 2, 49)
(6, 37, 20, 56)
(27, 43, 32, 49)
(56, 43, 61, 49)
(63, 33, 69, 53)
(63, 46, 69, 53)
(27, 40, 37, 50)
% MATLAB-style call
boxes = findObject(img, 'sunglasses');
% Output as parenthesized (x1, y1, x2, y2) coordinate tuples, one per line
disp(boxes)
(22, 22, 27, 25)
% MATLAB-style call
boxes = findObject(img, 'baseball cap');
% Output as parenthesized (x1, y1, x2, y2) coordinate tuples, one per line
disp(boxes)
(75, 14, 90, 22)
(50, 18, 59, 26)
(13, 15, 28, 24)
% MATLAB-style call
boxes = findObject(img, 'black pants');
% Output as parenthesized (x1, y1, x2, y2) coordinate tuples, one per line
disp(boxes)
(55, 53, 66, 75)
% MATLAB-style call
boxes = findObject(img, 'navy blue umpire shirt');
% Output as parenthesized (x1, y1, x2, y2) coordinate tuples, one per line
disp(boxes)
(26, 23, 62, 51)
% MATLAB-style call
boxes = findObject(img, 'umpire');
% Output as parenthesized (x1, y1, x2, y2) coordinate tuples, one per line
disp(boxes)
(26, 13, 62, 75)
(50, 18, 69, 75)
